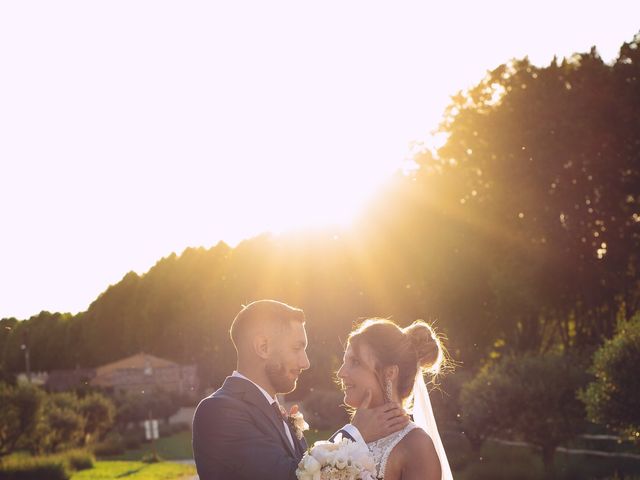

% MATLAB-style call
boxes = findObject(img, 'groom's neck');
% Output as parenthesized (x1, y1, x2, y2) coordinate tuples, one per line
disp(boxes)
(236, 364, 277, 398)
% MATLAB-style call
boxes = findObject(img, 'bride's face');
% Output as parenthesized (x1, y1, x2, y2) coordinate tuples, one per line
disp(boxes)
(337, 342, 384, 408)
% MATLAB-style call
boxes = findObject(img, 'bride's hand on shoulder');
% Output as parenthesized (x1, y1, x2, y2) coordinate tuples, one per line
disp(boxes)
(351, 389, 410, 443)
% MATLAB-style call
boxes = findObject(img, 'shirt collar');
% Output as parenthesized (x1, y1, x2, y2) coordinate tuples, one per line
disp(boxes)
(232, 370, 277, 405)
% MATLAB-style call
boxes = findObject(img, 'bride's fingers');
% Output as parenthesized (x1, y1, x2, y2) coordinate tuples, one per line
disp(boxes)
(385, 420, 409, 434)
(383, 411, 409, 425)
(380, 403, 406, 416)
(380, 403, 404, 413)
(385, 412, 410, 427)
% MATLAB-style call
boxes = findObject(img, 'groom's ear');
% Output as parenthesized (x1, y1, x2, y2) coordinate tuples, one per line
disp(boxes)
(253, 334, 271, 360)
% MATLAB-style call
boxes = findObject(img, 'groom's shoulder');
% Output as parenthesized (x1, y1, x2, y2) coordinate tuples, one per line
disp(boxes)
(194, 377, 247, 413)
(193, 388, 244, 431)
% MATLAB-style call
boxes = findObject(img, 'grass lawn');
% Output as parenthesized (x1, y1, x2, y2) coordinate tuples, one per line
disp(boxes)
(96, 427, 640, 479)
(71, 461, 195, 480)
(446, 434, 640, 480)
(100, 431, 194, 461)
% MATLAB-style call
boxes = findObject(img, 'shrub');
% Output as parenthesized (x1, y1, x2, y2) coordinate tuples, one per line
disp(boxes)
(41, 405, 86, 453)
(92, 432, 125, 457)
(59, 449, 94, 471)
(79, 393, 116, 444)
(581, 313, 640, 443)
(0, 383, 44, 457)
(0, 455, 69, 480)
(460, 353, 589, 476)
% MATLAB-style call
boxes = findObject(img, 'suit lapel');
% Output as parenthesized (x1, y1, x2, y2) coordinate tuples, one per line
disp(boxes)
(222, 376, 297, 458)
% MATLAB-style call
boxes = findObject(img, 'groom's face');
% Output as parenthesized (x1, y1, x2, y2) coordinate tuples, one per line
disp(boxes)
(265, 321, 310, 394)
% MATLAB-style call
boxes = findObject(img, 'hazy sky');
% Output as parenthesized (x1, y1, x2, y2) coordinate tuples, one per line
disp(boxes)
(1, 1, 638, 319)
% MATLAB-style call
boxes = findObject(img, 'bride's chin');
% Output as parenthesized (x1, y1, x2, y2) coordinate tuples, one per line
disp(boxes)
(343, 393, 359, 409)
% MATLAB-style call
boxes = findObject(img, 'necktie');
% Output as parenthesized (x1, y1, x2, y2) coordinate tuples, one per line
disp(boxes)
(272, 401, 285, 420)
(272, 402, 296, 451)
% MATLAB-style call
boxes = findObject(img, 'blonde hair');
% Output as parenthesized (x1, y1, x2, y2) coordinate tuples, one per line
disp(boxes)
(348, 318, 446, 402)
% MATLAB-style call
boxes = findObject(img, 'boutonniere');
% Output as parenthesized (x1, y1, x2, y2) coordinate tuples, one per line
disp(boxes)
(286, 405, 309, 440)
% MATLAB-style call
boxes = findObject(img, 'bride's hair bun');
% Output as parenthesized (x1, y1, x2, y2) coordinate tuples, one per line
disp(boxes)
(403, 320, 442, 373)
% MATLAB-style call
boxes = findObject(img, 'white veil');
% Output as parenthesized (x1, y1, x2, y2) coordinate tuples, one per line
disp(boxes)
(412, 372, 453, 480)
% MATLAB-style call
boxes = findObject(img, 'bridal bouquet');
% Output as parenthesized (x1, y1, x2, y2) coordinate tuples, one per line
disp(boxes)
(296, 434, 377, 480)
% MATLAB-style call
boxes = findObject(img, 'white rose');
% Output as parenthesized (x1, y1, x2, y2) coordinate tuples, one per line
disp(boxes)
(352, 451, 375, 473)
(299, 454, 322, 474)
(333, 452, 348, 470)
(310, 442, 338, 465)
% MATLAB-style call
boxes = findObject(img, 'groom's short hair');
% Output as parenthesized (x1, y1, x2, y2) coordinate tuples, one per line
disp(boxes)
(230, 300, 305, 349)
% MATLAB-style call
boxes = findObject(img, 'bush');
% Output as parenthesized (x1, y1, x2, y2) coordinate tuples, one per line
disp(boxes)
(0, 383, 44, 457)
(41, 404, 86, 453)
(59, 449, 94, 471)
(460, 353, 589, 476)
(581, 313, 640, 443)
(92, 432, 125, 457)
(79, 393, 116, 444)
(0, 455, 69, 480)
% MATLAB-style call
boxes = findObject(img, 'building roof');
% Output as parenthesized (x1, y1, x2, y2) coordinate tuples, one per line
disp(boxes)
(94, 352, 179, 378)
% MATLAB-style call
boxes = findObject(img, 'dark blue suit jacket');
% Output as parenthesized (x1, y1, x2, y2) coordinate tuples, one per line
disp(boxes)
(192, 376, 313, 480)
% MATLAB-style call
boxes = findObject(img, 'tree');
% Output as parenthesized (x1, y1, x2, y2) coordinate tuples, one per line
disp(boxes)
(0, 382, 44, 457)
(402, 34, 640, 355)
(25, 392, 86, 454)
(39, 405, 86, 453)
(79, 392, 116, 445)
(459, 367, 513, 452)
(580, 312, 640, 442)
(460, 354, 588, 476)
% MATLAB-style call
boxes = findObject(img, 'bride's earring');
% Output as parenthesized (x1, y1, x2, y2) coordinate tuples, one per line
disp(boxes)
(385, 379, 393, 402)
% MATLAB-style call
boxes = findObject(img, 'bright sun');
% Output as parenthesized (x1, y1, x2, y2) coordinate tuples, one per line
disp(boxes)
(1, 0, 638, 318)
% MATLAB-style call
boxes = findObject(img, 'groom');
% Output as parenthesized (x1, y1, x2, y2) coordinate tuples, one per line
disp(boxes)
(192, 300, 408, 480)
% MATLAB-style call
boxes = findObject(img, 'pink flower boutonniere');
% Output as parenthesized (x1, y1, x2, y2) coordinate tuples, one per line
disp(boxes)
(286, 405, 309, 440)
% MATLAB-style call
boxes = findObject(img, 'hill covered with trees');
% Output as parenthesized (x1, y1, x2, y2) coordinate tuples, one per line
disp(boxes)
(2, 33, 638, 401)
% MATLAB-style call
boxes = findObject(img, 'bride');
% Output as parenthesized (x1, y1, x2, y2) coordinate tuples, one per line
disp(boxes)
(337, 318, 453, 480)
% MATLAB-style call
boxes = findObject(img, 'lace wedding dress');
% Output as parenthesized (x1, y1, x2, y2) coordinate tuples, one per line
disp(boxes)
(367, 422, 420, 479)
